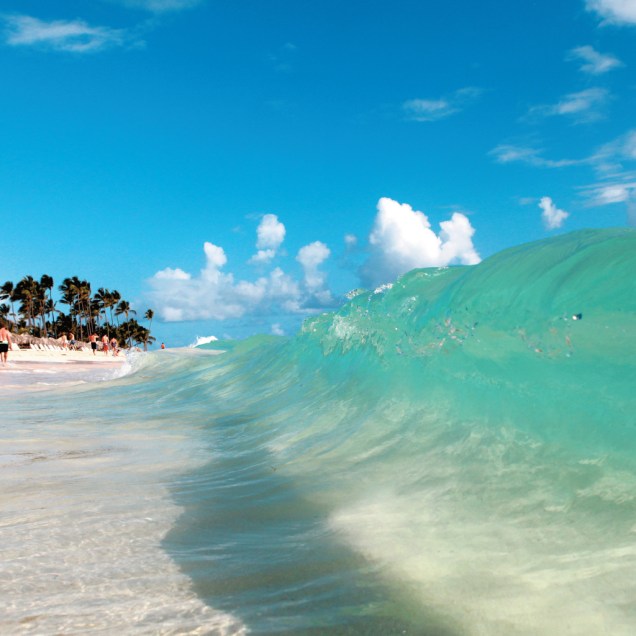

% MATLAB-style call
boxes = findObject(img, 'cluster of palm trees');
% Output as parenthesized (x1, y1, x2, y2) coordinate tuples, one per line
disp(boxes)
(0, 275, 155, 350)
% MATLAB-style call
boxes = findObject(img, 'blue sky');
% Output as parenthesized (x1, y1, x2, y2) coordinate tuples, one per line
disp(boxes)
(1, 0, 635, 346)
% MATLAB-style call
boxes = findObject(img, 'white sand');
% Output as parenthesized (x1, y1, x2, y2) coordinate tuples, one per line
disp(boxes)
(0, 348, 127, 388)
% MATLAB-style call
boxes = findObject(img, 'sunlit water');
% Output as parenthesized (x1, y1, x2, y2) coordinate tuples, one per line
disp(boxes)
(1, 229, 635, 634)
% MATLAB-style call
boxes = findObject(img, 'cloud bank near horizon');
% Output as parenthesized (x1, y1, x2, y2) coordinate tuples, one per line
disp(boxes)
(147, 198, 481, 325)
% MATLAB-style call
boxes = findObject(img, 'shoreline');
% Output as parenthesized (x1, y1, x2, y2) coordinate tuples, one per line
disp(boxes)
(2, 348, 127, 365)
(0, 348, 128, 389)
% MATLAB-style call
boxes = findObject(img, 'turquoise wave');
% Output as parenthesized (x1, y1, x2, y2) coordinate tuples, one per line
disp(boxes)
(168, 228, 636, 633)
(16, 229, 627, 633)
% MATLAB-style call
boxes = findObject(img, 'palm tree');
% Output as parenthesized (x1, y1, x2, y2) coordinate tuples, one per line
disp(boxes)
(59, 276, 81, 333)
(15, 276, 40, 333)
(111, 290, 121, 325)
(0, 281, 17, 327)
(116, 300, 136, 323)
(144, 308, 154, 329)
(94, 288, 111, 334)
(40, 274, 54, 335)
(116, 301, 137, 347)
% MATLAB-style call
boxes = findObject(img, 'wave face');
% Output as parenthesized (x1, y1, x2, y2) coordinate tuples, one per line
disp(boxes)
(4, 229, 634, 634)
(166, 228, 636, 634)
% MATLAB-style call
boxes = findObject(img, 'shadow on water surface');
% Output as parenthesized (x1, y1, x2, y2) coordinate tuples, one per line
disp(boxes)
(162, 415, 461, 636)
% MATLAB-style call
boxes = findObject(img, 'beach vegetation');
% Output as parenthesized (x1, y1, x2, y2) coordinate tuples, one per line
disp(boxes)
(0, 275, 155, 350)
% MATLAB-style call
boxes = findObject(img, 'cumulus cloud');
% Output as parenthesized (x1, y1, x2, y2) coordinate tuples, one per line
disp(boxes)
(586, 0, 636, 25)
(403, 87, 482, 122)
(297, 241, 330, 291)
(154, 267, 191, 280)
(271, 323, 285, 336)
(539, 197, 569, 230)
(2, 15, 129, 52)
(360, 197, 480, 288)
(147, 232, 336, 322)
(249, 214, 286, 264)
(567, 45, 622, 74)
(148, 241, 304, 321)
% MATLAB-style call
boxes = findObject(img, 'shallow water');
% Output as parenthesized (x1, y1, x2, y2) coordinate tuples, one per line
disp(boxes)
(1, 229, 635, 634)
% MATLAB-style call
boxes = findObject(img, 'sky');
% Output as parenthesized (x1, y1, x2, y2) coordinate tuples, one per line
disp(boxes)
(1, 0, 635, 346)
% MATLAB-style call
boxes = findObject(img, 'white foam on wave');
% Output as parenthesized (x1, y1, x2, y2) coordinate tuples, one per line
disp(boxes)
(0, 402, 246, 635)
(190, 335, 219, 348)
(328, 469, 636, 635)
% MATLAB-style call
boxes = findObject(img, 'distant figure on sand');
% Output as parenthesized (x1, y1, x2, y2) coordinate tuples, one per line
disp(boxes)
(101, 334, 109, 355)
(60, 333, 68, 350)
(68, 333, 76, 350)
(161, 343, 166, 349)
(89, 334, 98, 355)
(0, 322, 12, 366)
(110, 337, 118, 357)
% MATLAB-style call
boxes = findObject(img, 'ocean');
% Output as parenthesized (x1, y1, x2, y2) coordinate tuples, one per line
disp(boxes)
(1, 228, 635, 634)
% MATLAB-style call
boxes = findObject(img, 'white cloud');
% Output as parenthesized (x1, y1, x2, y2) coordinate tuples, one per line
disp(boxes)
(271, 323, 285, 336)
(115, 0, 203, 12)
(580, 129, 636, 215)
(154, 267, 191, 280)
(586, 0, 636, 25)
(148, 234, 336, 322)
(489, 144, 584, 168)
(567, 45, 622, 74)
(623, 130, 636, 159)
(249, 214, 286, 264)
(582, 181, 636, 205)
(403, 87, 482, 122)
(360, 197, 480, 288)
(529, 88, 610, 123)
(344, 234, 358, 248)
(3, 15, 128, 52)
(539, 197, 569, 230)
(555, 88, 609, 115)
(587, 184, 636, 225)
(297, 241, 330, 292)
(148, 241, 305, 321)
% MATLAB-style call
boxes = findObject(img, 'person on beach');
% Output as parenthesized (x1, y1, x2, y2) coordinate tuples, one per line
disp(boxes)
(101, 334, 109, 355)
(161, 343, 166, 349)
(0, 322, 12, 365)
(60, 333, 68, 350)
(89, 333, 98, 355)
(110, 337, 118, 357)
(68, 333, 76, 350)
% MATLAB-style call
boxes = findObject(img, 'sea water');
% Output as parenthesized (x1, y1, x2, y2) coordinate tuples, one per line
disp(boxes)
(1, 228, 635, 634)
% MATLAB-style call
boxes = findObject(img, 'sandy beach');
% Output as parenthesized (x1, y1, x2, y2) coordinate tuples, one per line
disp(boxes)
(0, 347, 127, 389)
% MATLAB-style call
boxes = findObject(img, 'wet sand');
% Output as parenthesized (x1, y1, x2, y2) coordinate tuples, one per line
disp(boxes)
(0, 349, 127, 389)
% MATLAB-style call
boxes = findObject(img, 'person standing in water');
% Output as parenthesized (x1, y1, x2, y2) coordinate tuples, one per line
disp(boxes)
(0, 322, 12, 366)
